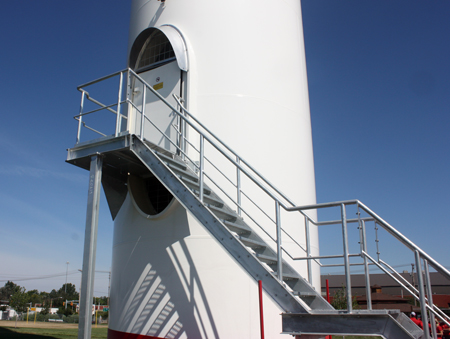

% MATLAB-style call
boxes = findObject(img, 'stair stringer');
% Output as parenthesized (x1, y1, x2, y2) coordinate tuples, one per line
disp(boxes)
(149, 147, 334, 311)
(130, 137, 424, 339)
(130, 137, 312, 314)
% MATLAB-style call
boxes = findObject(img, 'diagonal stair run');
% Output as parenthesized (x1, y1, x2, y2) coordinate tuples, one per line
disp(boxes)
(132, 136, 328, 314)
(130, 136, 424, 339)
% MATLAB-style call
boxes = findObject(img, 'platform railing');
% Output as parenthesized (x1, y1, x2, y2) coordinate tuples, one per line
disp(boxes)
(74, 69, 450, 328)
(75, 69, 128, 144)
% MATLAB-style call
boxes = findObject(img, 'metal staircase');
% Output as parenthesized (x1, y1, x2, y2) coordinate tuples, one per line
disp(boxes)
(133, 137, 333, 314)
(67, 68, 450, 339)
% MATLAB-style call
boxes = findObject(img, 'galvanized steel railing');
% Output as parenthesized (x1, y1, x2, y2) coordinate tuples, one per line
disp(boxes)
(74, 69, 450, 333)
(288, 200, 450, 337)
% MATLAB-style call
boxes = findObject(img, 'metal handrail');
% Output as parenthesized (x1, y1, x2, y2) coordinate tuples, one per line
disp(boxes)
(77, 69, 127, 89)
(380, 259, 450, 325)
(365, 251, 450, 327)
(74, 68, 450, 323)
(285, 199, 450, 280)
(76, 90, 121, 117)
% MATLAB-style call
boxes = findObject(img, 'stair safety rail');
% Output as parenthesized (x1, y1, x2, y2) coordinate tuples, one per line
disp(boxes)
(74, 68, 450, 328)
(286, 199, 450, 335)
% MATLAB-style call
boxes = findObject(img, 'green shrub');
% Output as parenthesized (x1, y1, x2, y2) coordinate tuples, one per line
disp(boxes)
(64, 314, 79, 323)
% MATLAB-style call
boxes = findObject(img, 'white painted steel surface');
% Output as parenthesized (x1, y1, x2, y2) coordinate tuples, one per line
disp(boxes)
(110, 0, 319, 337)
(111, 193, 288, 338)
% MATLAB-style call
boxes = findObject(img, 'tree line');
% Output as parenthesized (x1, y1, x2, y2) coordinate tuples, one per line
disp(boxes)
(0, 281, 107, 317)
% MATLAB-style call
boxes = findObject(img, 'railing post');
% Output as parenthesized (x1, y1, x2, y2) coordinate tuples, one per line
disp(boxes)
(177, 102, 185, 159)
(340, 203, 352, 313)
(275, 201, 283, 281)
(304, 216, 312, 285)
(236, 156, 242, 216)
(115, 71, 124, 137)
(140, 84, 146, 139)
(424, 260, 437, 339)
(357, 203, 372, 310)
(181, 109, 186, 161)
(199, 135, 205, 202)
(415, 250, 430, 339)
(360, 220, 372, 310)
(126, 70, 132, 131)
(77, 91, 86, 143)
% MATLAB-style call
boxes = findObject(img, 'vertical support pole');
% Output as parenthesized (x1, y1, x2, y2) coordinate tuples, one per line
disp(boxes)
(258, 280, 265, 339)
(304, 216, 312, 285)
(236, 156, 242, 216)
(199, 135, 205, 202)
(415, 250, 430, 339)
(340, 203, 352, 313)
(78, 154, 103, 339)
(115, 71, 124, 137)
(424, 260, 437, 339)
(140, 84, 146, 139)
(360, 219, 372, 310)
(77, 91, 86, 144)
(275, 201, 283, 281)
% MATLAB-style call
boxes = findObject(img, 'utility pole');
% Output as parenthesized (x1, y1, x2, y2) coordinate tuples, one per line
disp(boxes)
(65, 261, 70, 310)
(65, 261, 70, 294)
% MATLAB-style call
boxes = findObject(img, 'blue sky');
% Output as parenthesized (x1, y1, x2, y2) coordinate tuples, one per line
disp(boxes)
(303, 1, 450, 276)
(0, 1, 448, 296)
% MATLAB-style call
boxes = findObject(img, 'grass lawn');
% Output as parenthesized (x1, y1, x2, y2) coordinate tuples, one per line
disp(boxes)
(0, 323, 381, 339)
(0, 325, 107, 339)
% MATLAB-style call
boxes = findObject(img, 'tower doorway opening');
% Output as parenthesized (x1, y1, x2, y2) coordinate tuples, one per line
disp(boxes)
(129, 27, 187, 154)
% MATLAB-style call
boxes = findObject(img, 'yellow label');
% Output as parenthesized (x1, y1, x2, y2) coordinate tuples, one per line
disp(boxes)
(153, 82, 163, 91)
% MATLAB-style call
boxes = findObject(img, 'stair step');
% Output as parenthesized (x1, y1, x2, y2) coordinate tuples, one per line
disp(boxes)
(204, 197, 224, 208)
(181, 177, 212, 195)
(170, 166, 199, 183)
(153, 150, 187, 171)
(223, 220, 252, 234)
(239, 236, 267, 249)
(270, 270, 300, 281)
(208, 205, 238, 222)
(188, 189, 224, 208)
(256, 253, 277, 264)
